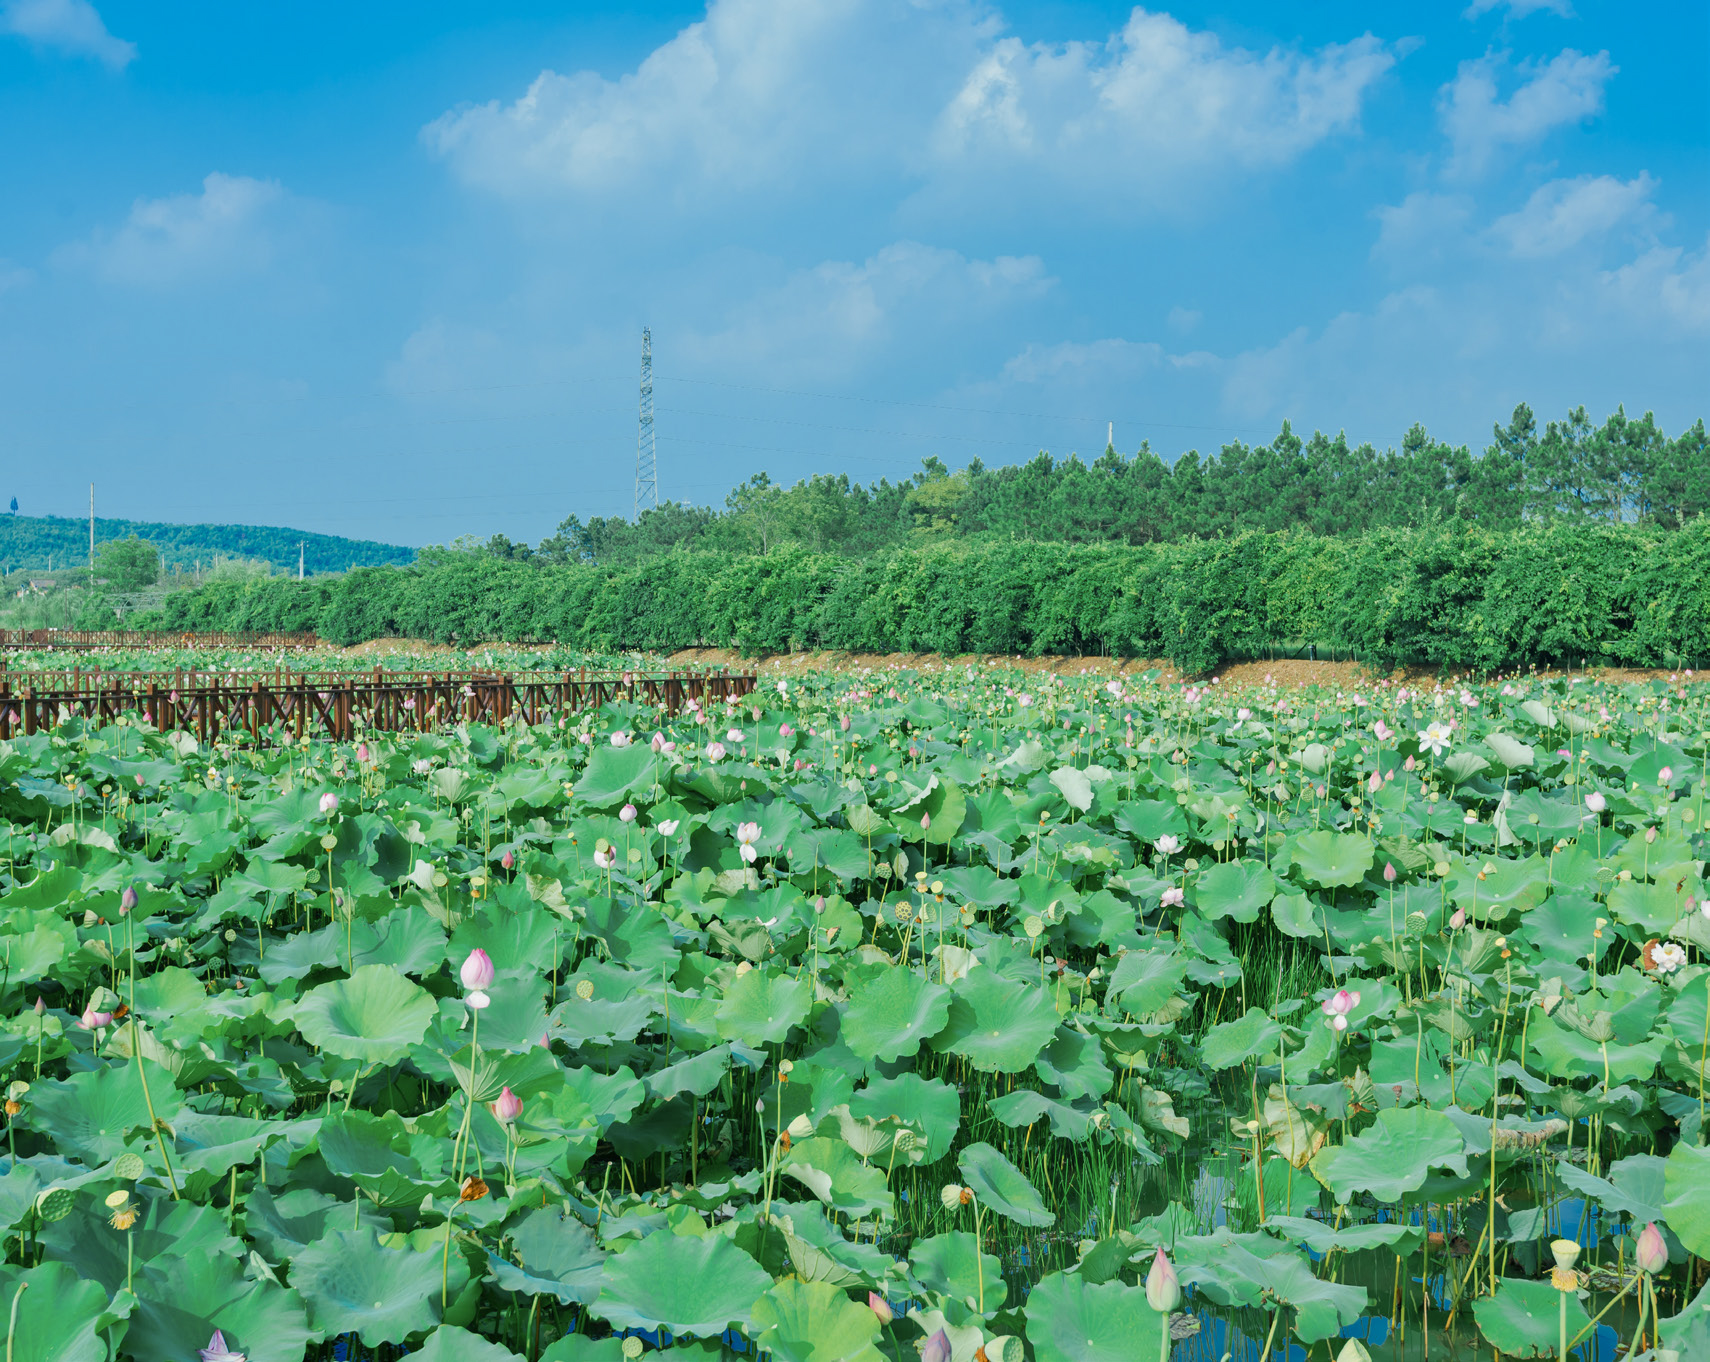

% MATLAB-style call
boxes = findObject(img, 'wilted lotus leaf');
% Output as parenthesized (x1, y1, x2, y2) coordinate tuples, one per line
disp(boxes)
(780, 1136, 895, 1217)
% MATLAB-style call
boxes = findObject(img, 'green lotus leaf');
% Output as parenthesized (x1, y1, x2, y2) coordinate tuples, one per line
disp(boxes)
(1473, 1278, 1590, 1358)
(127, 1253, 312, 1362)
(589, 1229, 771, 1336)
(781, 1137, 895, 1217)
(296, 964, 437, 1064)
(539, 1338, 624, 1362)
(1196, 861, 1276, 924)
(1663, 1139, 1710, 1256)
(751, 1278, 886, 1362)
(909, 1231, 1005, 1314)
(0, 1261, 108, 1362)
(24, 1058, 182, 1165)
(1049, 766, 1094, 813)
(1312, 1107, 1469, 1204)
(849, 1073, 960, 1162)
(932, 970, 1057, 1073)
(41, 1196, 238, 1294)
(1215, 1243, 1366, 1342)
(292, 1227, 467, 1343)
(486, 1208, 604, 1305)
(1105, 948, 1187, 1016)
(1024, 1271, 1163, 1362)
(243, 1186, 388, 1262)
(408, 1327, 523, 1362)
(840, 967, 952, 1063)
(987, 1089, 1094, 1141)
(574, 743, 660, 808)
(715, 967, 812, 1047)
(1291, 831, 1373, 888)
(1199, 1006, 1282, 1070)
(958, 1142, 1053, 1227)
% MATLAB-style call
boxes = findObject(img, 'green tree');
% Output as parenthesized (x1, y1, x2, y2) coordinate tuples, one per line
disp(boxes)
(94, 535, 160, 591)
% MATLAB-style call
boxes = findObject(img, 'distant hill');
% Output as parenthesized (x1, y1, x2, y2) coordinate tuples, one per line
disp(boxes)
(0, 513, 415, 576)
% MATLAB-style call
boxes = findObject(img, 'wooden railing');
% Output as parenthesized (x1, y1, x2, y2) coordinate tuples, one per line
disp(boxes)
(0, 668, 755, 742)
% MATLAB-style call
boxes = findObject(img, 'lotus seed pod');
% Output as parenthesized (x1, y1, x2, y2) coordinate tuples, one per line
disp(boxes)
(940, 1183, 966, 1211)
(621, 1339, 643, 1360)
(786, 1114, 814, 1140)
(34, 1186, 74, 1222)
(1549, 1238, 1581, 1272)
(575, 980, 595, 1000)
(113, 1152, 145, 1180)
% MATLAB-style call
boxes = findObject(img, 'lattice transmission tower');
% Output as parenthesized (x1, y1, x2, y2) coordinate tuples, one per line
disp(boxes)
(634, 327, 657, 519)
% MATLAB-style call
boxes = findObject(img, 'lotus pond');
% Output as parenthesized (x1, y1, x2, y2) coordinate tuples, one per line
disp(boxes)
(1, 658, 1708, 1362)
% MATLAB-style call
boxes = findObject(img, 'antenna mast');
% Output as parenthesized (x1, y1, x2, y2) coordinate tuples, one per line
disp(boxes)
(634, 327, 657, 519)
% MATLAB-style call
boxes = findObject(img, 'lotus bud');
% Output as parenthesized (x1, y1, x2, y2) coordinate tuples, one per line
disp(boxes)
(500, 850, 514, 870)
(78, 1006, 113, 1030)
(921, 812, 931, 831)
(33, 997, 44, 1016)
(1450, 907, 1466, 929)
(1659, 766, 1673, 784)
(489, 1086, 523, 1123)
(1145, 1247, 1183, 1312)
(921, 1331, 952, 1362)
(319, 792, 338, 816)
(460, 948, 495, 992)
(1382, 862, 1396, 883)
(1635, 1222, 1667, 1274)
(867, 1292, 894, 1324)
(120, 886, 138, 915)
(199, 1331, 247, 1362)
(840, 715, 851, 732)
(620, 803, 638, 823)
(1334, 1342, 1372, 1362)
(357, 743, 369, 763)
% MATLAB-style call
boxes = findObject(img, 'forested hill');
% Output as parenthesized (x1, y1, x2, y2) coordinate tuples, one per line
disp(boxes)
(518, 403, 1707, 567)
(0, 513, 415, 575)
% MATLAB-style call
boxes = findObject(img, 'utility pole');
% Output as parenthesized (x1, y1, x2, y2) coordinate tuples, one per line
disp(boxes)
(89, 483, 94, 586)
(299, 541, 305, 580)
(634, 327, 657, 520)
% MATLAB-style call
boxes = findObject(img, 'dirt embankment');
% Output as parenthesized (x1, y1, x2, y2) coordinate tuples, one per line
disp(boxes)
(668, 647, 1705, 689)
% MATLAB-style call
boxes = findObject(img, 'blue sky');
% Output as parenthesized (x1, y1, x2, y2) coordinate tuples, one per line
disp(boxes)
(1, 1, 1705, 547)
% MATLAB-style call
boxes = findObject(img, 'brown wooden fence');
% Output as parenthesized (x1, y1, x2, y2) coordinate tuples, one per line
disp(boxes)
(0, 629, 321, 650)
(0, 668, 754, 743)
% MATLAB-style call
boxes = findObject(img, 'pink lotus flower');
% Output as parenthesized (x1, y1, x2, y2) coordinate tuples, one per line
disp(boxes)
(1156, 835, 1181, 856)
(1161, 886, 1184, 908)
(921, 1331, 951, 1362)
(1145, 1247, 1182, 1313)
(1321, 989, 1361, 1029)
(1659, 766, 1674, 784)
(1367, 770, 1382, 794)
(78, 1006, 113, 1030)
(707, 742, 727, 762)
(619, 803, 638, 823)
(356, 743, 369, 764)
(319, 792, 338, 816)
(1586, 791, 1606, 813)
(199, 1330, 246, 1362)
(1374, 720, 1394, 741)
(120, 886, 138, 915)
(609, 731, 631, 748)
(839, 715, 851, 732)
(593, 847, 615, 870)
(651, 732, 666, 753)
(1450, 907, 1467, 929)
(460, 948, 495, 992)
(500, 850, 514, 870)
(1383, 863, 1396, 884)
(490, 1086, 523, 1123)
(779, 723, 794, 738)
(1635, 1221, 1668, 1274)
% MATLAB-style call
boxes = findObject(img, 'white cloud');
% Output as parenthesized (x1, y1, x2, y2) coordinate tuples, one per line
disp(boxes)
(425, 1, 1395, 214)
(0, 0, 133, 69)
(55, 173, 288, 287)
(1372, 191, 1477, 263)
(1437, 49, 1614, 178)
(1597, 236, 1710, 334)
(932, 10, 1393, 184)
(680, 240, 1051, 383)
(425, 0, 985, 202)
(1490, 173, 1657, 257)
(1463, 1, 1573, 19)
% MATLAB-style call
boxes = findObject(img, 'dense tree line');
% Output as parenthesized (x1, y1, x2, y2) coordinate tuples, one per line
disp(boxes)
(482, 404, 1707, 566)
(133, 519, 1710, 674)
(0, 512, 414, 575)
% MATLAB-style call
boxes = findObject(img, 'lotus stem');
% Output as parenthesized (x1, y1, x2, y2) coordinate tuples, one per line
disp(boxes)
(5, 1282, 24, 1362)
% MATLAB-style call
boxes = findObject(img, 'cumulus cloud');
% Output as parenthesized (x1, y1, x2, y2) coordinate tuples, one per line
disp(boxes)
(0, 0, 133, 68)
(425, 0, 1394, 215)
(932, 9, 1393, 185)
(55, 173, 288, 287)
(1490, 173, 1658, 257)
(1438, 49, 1614, 178)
